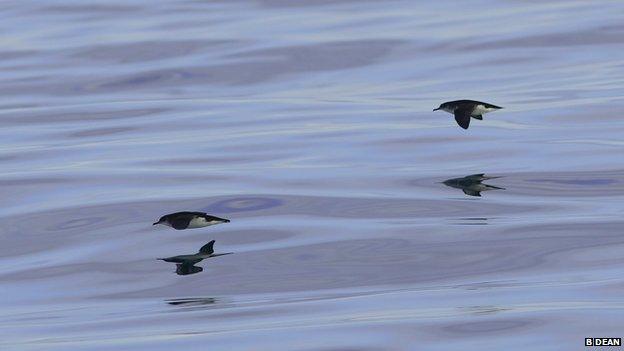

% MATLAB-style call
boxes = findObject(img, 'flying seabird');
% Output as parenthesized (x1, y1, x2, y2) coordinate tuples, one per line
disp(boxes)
(153, 211, 230, 230)
(433, 100, 503, 129)
(158, 240, 232, 264)
(158, 240, 233, 276)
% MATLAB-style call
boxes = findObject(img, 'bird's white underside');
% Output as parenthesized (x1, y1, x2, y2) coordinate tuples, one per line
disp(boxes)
(443, 105, 497, 116)
(472, 105, 497, 115)
(161, 217, 221, 228)
(187, 217, 219, 228)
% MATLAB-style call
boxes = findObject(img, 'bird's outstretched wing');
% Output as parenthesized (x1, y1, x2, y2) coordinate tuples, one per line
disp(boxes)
(176, 262, 203, 275)
(171, 217, 191, 230)
(462, 189, 482, 197)
(198, 240, 215, 255)
(454, 106, 472, 129)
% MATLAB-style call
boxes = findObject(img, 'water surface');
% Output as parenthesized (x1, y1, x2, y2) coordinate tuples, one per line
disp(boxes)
(1, 1, 624, 350)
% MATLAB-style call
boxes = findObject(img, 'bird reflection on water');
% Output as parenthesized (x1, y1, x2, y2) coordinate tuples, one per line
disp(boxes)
(158, 240, 232, 276)
(166, 297, 217, 306)
(443, 174, 505, 197)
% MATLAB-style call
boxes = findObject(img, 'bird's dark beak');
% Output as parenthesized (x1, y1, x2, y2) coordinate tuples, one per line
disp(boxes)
(433, 108, 440, 111)
(223, 219, 231, 223)
(153, 222, 159, 225)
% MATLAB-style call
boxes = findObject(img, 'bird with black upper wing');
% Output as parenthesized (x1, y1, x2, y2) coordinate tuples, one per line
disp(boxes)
(153, 211, 230, 230)
(158, 240, 233, 276)
(434, 100, 503, 129)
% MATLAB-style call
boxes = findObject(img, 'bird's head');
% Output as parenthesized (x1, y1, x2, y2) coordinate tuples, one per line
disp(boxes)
(153, 216, 167, 225)
(433, 102, 451, 112)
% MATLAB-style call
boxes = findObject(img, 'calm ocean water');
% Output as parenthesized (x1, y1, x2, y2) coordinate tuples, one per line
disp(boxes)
(1, 1, 624, 350)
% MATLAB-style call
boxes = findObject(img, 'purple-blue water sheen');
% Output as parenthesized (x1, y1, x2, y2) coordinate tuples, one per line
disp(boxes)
(1, 1, 624, 350)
